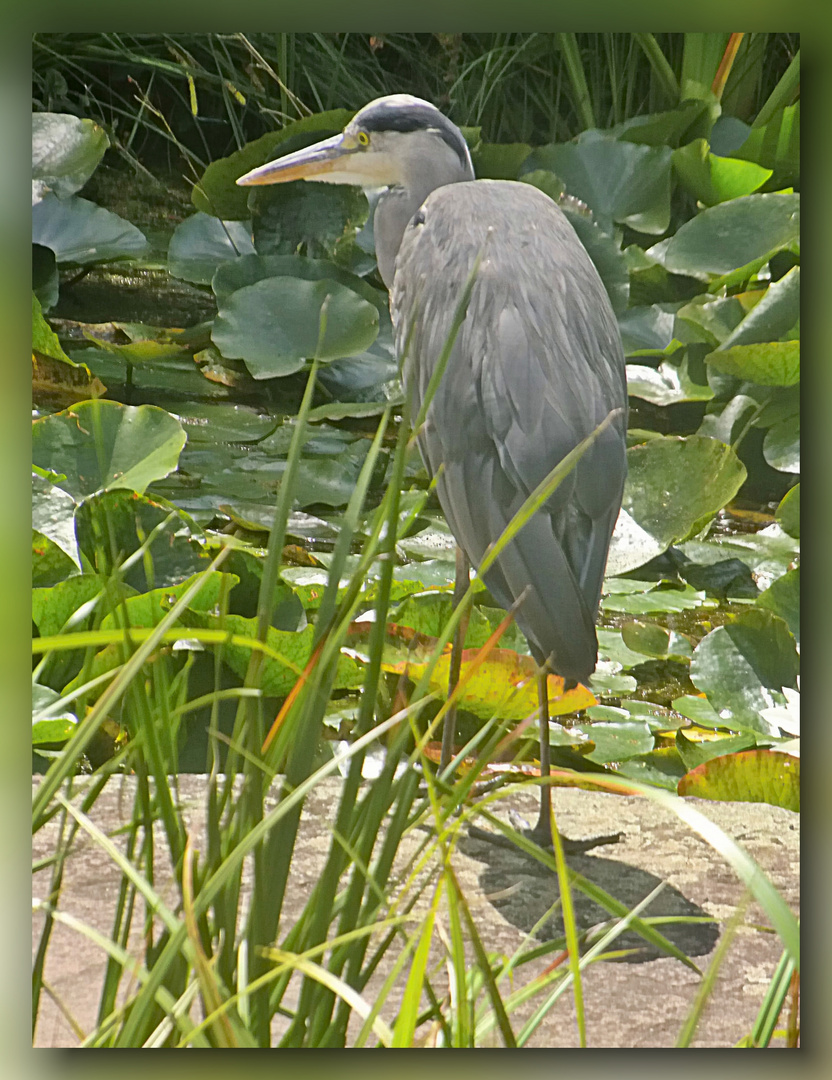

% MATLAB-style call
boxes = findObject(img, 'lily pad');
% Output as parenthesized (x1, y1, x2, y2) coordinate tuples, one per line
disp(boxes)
(32, 399, 186, 500)
(718, 266, 800, 349)
(621, 435, 747, 553)
(677, 749, 799, 812)
(672, 139, 772, 206)
(386, 647, 595, 722)
(579, 719, 655, 765)
(32, 473, 81, 568)
(763, 414, 800, 472)
(654, 192, 799, 282)
(216, 614, 364, 697)
(194, 109, 355, 219)
(75, 490, 206, 592)
(252, 180, 368, 266)
(168, 213, 256, 284)
(621, 620, 671, 658)
(689, 609, 799, 735)
(98, 571, 239, 632)
(522, 131, 672, 234)
(32, 112, 109, 199)
(706, 341, 799, 387)
(775, 483, 799, 538)
(33, 530, 79, 589)
(757, 567, 799, 644)
(32, 573, 113, 638)
(32, 193, 147, 265)
(212, 276, 379, 379)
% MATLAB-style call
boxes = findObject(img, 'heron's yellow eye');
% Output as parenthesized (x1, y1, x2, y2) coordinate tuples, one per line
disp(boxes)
(357, 131, 370, 146)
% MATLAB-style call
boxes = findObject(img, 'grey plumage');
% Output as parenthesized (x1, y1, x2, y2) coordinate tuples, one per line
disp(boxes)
(392, 180, 626, 683)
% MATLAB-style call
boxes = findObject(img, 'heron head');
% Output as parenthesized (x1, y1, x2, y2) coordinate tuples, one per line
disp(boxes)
(236, 94, 474, 192)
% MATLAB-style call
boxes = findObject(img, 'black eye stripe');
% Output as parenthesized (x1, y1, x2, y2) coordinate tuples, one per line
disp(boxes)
(358, 106, 469, 169)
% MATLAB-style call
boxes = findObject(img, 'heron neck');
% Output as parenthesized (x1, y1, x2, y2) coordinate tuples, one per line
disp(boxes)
(373, 184, 431, 289)
(373, 166, 472, 288)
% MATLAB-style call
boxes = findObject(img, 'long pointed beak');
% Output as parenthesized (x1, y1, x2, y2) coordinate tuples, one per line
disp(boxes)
(236, 134, 356, 186)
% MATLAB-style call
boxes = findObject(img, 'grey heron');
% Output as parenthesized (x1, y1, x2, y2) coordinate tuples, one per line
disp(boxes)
(238, 95, 628, 843)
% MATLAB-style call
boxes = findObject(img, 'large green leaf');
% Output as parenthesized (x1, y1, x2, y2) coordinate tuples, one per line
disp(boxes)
(472, 142, 533, 179)
(621, 435, 747, 553)
(32, 112, 109, 199)
(625, 353, 713, 406)
(167, 213, 256, 284)
(654, 192, 799, 282)
(763, 414, 800, 473)
(672, 139, 772, 206)
(689, 609, 799, 735)
(251, 181, 369, 266)
(734, 104, 800, 187)
(33, 530, 79, 589)
(32, 400, 186, 500)
(757, 567, 799, 643)
(775, 483, 799, 538)
(522, 131, 672, 234)
(32, 573, 113, 638)
(212, 253, 388, 319)
(718, 266, 800, 349)
(74, 490, 206, 592)
(98, 571, 239, 631)
(706, 341, 799, 387)
(193, 109, 355, 219)
(32, 472, 80, 568)
(678, 750, 799, 812)
(216, 614, 364, 696)
(32, 193, 147, 265)
(212, 276, 378, 379)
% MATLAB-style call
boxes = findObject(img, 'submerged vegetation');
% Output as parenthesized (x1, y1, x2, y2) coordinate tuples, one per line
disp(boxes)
(32, 33, 799, 1047)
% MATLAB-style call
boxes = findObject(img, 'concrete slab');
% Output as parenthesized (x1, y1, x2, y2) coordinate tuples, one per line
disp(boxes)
(32, 774, 799, 1048)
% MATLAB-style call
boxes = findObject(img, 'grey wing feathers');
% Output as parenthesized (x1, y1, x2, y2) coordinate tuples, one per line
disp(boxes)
(392, 181, 627, 683)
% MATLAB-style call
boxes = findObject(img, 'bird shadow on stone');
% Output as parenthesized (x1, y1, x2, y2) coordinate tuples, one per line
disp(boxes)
(457, 828, 720, 963)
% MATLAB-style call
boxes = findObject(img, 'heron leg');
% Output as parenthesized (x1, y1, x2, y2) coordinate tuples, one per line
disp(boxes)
(534, 671, 552, 840)
(441, 546, 470, 770)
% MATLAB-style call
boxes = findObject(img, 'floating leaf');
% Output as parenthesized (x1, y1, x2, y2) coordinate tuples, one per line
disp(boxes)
(654, 192, 799, 281)
(252, 181, 368, 265)
(167, 213, 256, 284)
(689, 609, 799, 735)
(32, 113, 109, 199)
(213, 276, 378, 379)
(621, 620, 671, 658)
(672, 139, 772, 205)
(675, 729, 759, 770)
(32, 399, 186, 499)
(706, 340, 799, 387)
(75, 490, 206, 592)
(216, 614, 364, 696)
(579, 719, 655, 764)
(193, 110, 354, 219)
(719, 266, 800, 349)
(677, 750, 799, 812)
(32, 573, 112, 638)
(622, 435, 747, 553)
(32, 193, 147, 265)
(775, 483, 799, 538)
(32, 530, 78, 589)
(763, 414, 800, 472)
(757, 567, 799, 643)
(523, 132, 672, 234)
(386, 647, 594, 721)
